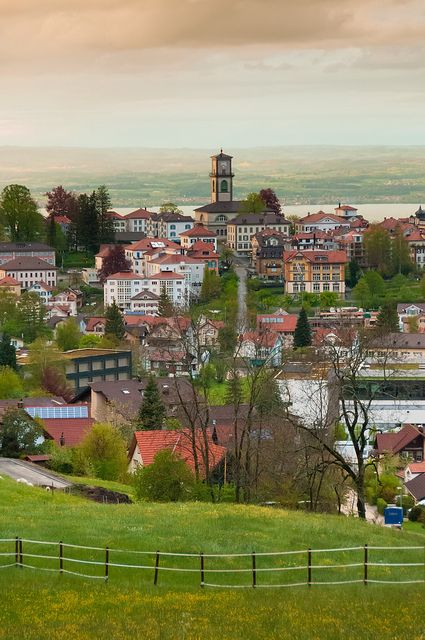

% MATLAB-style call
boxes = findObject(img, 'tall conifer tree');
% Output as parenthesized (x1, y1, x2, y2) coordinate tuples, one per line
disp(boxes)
(293, 308, 312, 348)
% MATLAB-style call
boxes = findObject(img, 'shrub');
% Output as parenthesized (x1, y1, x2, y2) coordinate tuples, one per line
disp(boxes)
(78, 423, 128, 481)
(48, 445, 74, 474)
(134, 449, 195, 502)
(377, 497, 387, 515)
(408, 505, 425, 522)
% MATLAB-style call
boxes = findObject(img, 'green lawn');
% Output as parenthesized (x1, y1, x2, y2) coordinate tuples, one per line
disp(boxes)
(1, 477, 425, 639)
(204, 379, 251, 405)
(59, 474, 135, 497)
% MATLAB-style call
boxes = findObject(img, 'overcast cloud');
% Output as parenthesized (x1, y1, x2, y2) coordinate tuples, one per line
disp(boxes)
(0, 0, 424, 146)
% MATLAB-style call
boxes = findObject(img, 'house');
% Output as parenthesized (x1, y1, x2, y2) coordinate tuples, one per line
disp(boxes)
(404, 461, 425, 483)
(291, 231, 340, 252)
(0, 242, 56, 266)
(124, 237, 181, 275)
(51, 215, 71, 233)
(144, 348, 198, 375)
(236, 331, 283, 367)
(332, 229, 366, 266)
(295, 212, 350, 234)
(398, 303, 425, 332)
(405, 474, 425, 503)
(95, 244, 115, 271)
(373, 424, 425, 462)
(256, 312, 298, 348)
(283, 250, 347, 296)
(130, 290, 160, 315)
(128, 428, 227, 479)
(0, 276, 21, 296)
(186, 241, 220, 273)
(251, 229, 291, 280)
(368, 333, 425, 363)
(334, 204, 359, 219)
(28, 281, 54, 303)
(25, 404, 93, 447)
(107, 211, 127, 233)
(154, 212, 194, 242)
(0, 257, 57, 289)
(81, 268, 99, 285)
(179, 223, 218, 251)
(124, 208, 155, 235)
(48, 288, 82, 316)
(227, 213, 291, 256)
(85, 317, 107, 335)
(74, 377, 197, 423)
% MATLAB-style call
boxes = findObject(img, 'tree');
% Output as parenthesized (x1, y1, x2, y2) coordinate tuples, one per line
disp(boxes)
(45, 185, 78, 218)
(319, 291, 340, 309)
(105, 301, 125, 340)
(0, 408, 43, 458)
(77, 193, 99, 253)
(56, 318, 81, 351)
(134, 449, 195, 502)
(220, 246, 234, 270)
(293, 308, 312, 348)
(95, 186, 115, 244)
(240, 192, 265, 215)
(0, 366, 24, 399)
(364, 225, 392, 275)
(138, 375, 166, 430)
(407, 316, 419, 333)
(259, 188, 281, 215)
(375, 301, 400, 333)
(158, 285, 174, 317)
(0, 184, 44, 241)
(391, 227, 413, 275)
(346, 260, 361, 289)
(159, 202, 183, 214)
(79, 423, 128, 480)
(199, 268, 221, 303)
(0, 334, 16, 369)
(353, 278, 372, 308)
(98, 245, 131, 284)
(18, 292, 49, 342)
(287, 214, 300, 235)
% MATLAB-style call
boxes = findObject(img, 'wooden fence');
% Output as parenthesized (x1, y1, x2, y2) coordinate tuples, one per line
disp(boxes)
(1, 538, 425, 588)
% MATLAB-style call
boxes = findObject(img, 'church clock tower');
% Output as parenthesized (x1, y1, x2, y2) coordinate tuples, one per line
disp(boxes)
(210, 150, 234, 203)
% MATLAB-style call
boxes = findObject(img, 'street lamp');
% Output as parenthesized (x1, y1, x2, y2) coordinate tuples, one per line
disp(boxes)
(397, 485, 404, 522)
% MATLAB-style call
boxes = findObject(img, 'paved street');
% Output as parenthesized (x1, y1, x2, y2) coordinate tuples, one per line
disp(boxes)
(0, 458, 71, 489)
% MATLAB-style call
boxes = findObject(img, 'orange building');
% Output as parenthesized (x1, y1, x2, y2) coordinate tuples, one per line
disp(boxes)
(283, 250, 347, 297)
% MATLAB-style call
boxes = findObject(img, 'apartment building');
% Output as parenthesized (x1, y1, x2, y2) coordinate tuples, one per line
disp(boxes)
(295, 212, 350, 234)
(227, 213, 291, 256)
(124, 238, 181, 275)
(0, 257, 57, 289)
(0, 242, 56, 266)
(105, 271, 188, 309)
(179, 223, 218, 250)
(283, 250, 347, 296)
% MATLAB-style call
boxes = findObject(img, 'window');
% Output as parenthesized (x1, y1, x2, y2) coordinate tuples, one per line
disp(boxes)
(313, 283, 320, 292)
(170, 224, 176, 230)
(221, 179, 228, 193)
(333, 284, 340, 292)
(216, 215, 227, 222)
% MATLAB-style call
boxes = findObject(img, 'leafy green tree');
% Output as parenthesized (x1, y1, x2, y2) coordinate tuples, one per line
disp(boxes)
(79, 423, 128, 480)
(346, 260, 361, 288)
(0, 366, 24, 399)
(0, 333, 16, 369)
(353, 278, 372, 308)
(105, 301, 125, 340)
(27, 338, 64, 387)
(138, 375, 166, 430)
(159, 202, 183, 214)
(391, 227, 413, 275)
(18, 292, 49, 342)
(240, 192, 266, 214)
(0, 184, 43, 241)
(56, 318, 81, 351)
(95, 185, 114, 244)
(375, 301, 400, 333)
(218, 324, 237, 354)
(293, 308, 312, 348)
(134, 449, 195, 502)
(0, 408, 43, 458)
(225, 372, 245, 406)
(364, 225, 391, 275)
(319, 291, 340, 309)
(158, 285, 174, 317)
(79, 334, 103, 348)
(200, 268, 221, 303)
(220, 246, 234, 269)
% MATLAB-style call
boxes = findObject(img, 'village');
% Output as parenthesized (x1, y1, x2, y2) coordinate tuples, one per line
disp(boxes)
(0, 151, 425, 522)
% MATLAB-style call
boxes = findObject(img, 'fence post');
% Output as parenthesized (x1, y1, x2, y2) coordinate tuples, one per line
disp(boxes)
(252, 551, 257, 588)
(59, 541, 63, 575)
(154, 551, 160, 586)
(364, 544, 368, 586)
(105, 546, 109, 582)
(15, 537, 18, 566)
(19, 538, 23, 568)
(200, 552, 205, 588)
(307, 548, 312, 587)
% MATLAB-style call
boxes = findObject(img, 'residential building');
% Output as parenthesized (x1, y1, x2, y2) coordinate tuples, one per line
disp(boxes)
(124, 208, 154, 234)
(25, 404, 93, 447)
(128, 429, 227, 478)
(105, 271, 188, 309)
(186, 241, 219, 273)
(295, 212, 350, 234)
(124, 237, 181, 275)
(398, 303, 425, 332)
(144, 254, 205, 295)
(256, 312, 298, 348)
(62, 348, 132, 392)
(0, 257, 57, 289)
(251, 229, 291, 280)
(48, 288, 82, 316)
(227, 213, 291, 256)
(156, 212, 194, 242)
(179, 223, 218, 250)
(129, 290, 160, 314)
(95, 245, 115, 271)
(283, 250, 347, 296)
(81, 268, 99, 285)
(104, 272, 146, 309)
(0, 276, 21, 296)
(85, 317, 107, 335)
(236, 331, 283, 367)
(0, 242, 56, 266)
(373, 424, 425, 462)
(334, 204, 359, 219)
(28, 281, 53, 303)
(332, 229, 366, 266)
(107, 211, 127, 233)
(291, 231, 340, 251)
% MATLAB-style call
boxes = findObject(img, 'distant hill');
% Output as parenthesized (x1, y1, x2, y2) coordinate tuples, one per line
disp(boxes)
(1, 145, 425, 207)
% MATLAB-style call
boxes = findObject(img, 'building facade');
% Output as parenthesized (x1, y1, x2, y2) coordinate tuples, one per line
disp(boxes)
(283, 250, 347, 296)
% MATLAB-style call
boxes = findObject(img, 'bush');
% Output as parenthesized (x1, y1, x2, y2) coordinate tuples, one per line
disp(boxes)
(396, 494, 415, 515)
(408, 505, 425, 522)
(377, 497, 387, 515)
(48, 445, 74, 474)
(134, 449, 195, 502)
(78, 423, 128, 481)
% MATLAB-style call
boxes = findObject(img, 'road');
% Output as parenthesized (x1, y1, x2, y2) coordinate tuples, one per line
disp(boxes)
(234, 259, 249, 332)
(0, 458, 71, 489)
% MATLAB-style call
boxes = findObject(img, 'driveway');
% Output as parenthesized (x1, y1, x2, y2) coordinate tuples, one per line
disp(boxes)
(0, 458, 71, 489)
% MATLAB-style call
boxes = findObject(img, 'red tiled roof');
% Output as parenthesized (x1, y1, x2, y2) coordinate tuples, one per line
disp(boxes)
(41, 418, 94, 447)
(106, 271, 144, 280)
(85, 316, 106, 332)
(52, 215, 71, 224)
(125, 208, 156, 220)
(107, 211, 124, 219)
(240, 331, 281, 348)
(33, 280, 54, 291)
(283, 250, 348, 264)
(131, 429, 226, 477)
(336, 205, 357, 212)
(148, 271, 184, 280)
(179, 224, 217, 238)
(406, 462, 425, 474)
(375, 425, 423, 455)
(95, 244, 115, 258)
(125, 237, 181, 252)
(1, 257, 57, 271)
(299, 212, 347, 224)
(0, 276, 20, 286)
(257, 313, 297, 333)
(24, 454, 51, 462)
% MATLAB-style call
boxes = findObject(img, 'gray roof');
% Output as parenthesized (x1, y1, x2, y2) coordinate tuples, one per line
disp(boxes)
(1, 256, 57, 270)
(194, 201, 243, 214)
(405, 474, 425, 501)
(131, 289, 160, 301)
(372, 332, 425, 349)
(397, 303, 425, 313)
(0, 242, 54, 252)
(229, 213, 289, 226)
(211, 152, 233, 160)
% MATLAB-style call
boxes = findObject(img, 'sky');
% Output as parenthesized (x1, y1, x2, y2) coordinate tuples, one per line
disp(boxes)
(1, 0, 425, 148)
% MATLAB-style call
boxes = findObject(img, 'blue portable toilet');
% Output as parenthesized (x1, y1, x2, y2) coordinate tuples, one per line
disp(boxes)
(384, 506, 403, 526)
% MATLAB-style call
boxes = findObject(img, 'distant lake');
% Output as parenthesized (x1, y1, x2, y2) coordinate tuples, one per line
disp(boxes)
(113, 203, 421, 222)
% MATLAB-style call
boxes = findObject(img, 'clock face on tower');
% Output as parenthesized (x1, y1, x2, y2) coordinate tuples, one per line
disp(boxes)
(220, 161, 227, 172)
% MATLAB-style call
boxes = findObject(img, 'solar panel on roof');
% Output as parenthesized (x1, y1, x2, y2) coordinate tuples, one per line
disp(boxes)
(25, 406, 89, 419)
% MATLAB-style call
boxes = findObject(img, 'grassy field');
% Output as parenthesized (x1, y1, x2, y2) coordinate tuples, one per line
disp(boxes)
(1, 477, 425, 638)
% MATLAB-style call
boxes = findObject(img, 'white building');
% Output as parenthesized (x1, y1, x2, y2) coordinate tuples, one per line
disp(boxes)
(179, 223, 218, 251)
(0, 257, 57, 289)
(28, 281, 53, 303)
(124, 208, 154, 234)
(105, 270, 188, 310)
(145, 254, 205, 294)
(295, 212, 350, 234)
(129, 290, 160, 314)
(125, 238, 181, 275)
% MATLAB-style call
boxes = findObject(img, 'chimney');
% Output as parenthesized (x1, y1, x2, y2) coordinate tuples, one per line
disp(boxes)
(59, 433, 65, 447)
(17, 399, 24, 409)
(162, 384, 170, 395)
